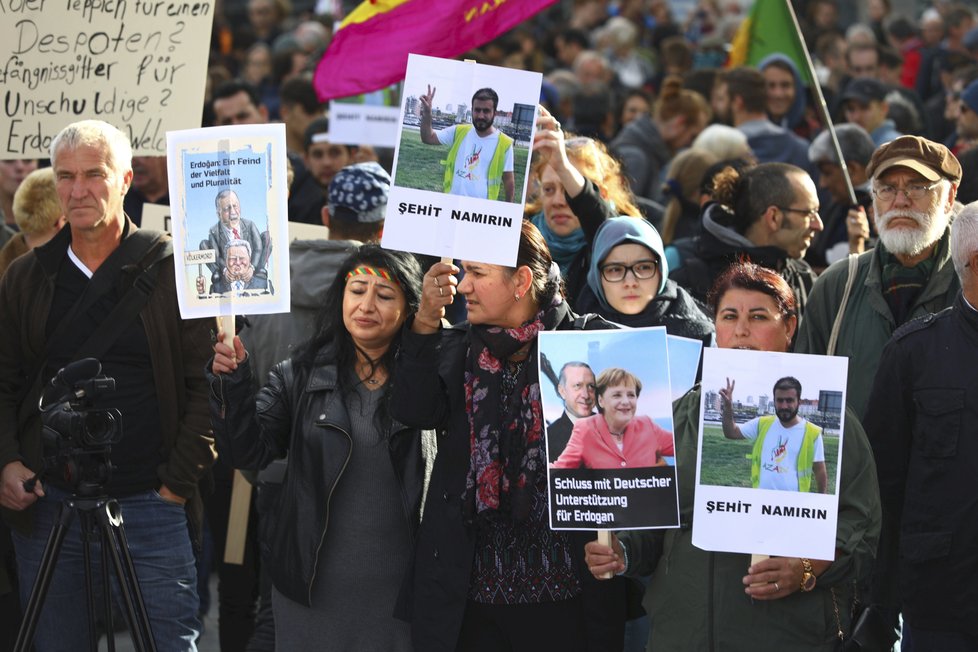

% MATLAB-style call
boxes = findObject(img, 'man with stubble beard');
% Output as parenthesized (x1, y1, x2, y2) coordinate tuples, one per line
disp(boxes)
(419, 86, 515, 202)
(720, 375, 827, 493)
(796, 135, 962, 418)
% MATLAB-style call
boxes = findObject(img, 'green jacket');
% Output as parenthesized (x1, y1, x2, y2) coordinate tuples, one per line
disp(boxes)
(794, 229, 959, 418)
(619, 388, 881, 651)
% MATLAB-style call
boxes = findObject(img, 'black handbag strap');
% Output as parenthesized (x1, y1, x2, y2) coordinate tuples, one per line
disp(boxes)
(73, 237, 172, 361)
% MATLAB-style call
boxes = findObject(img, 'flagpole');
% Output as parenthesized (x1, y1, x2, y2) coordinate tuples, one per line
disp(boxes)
(782, 0, 858, 205)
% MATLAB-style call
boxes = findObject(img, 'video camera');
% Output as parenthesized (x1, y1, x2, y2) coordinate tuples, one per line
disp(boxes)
(38, 358, 123, 494)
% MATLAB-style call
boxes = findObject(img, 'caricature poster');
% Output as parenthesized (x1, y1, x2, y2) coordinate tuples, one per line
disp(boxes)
(166, 124, 290, 319)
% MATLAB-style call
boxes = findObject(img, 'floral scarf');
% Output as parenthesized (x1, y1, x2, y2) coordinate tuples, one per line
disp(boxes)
(464, 296, 570, 522)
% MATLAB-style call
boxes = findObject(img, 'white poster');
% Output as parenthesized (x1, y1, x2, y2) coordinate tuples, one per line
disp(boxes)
(166, 123, 290, 319)
(382, 53, 541, 266)
(1, 0, 213, 158)
(328, 103, 401, 147)
(692, 348, 848, 559)
(540, 328, 680, 531)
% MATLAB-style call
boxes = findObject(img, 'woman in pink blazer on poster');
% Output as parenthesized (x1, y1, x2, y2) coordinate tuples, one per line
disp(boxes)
(552, 367, 674, 469)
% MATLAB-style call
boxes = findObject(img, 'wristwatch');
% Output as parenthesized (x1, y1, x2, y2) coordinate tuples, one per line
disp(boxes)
(800, 558, 817, 592)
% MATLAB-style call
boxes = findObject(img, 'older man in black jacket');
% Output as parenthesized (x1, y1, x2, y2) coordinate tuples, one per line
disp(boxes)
(863, 202, 978, 651)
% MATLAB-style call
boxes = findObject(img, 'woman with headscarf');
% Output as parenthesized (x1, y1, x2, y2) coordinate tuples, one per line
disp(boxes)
(576, 216, 713, 346)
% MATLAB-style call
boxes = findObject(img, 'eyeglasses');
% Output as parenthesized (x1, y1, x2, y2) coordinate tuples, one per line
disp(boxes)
(776, 206, 821, 224)
(872, 182, 941, 202)
(600, 260, 659, 282)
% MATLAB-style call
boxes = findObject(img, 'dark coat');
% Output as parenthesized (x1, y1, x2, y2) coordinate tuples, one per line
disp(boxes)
(668, 204, 818, 322)
(390, 311, 626, 652)
(863, 294, 978, 637)
(0, 221, 215, 535)
(547, 411, 576, 462)
(208, 348, 426, 607)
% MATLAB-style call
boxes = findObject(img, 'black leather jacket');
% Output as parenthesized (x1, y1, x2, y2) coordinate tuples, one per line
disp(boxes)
(208, 346, 426, 607)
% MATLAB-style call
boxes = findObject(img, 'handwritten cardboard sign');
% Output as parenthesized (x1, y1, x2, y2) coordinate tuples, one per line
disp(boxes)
(1, 0, 213, 158)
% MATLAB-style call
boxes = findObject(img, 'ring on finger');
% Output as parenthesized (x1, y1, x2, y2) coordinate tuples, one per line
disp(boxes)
(774, 582, 780, 592)
(438, 286, 444, 297)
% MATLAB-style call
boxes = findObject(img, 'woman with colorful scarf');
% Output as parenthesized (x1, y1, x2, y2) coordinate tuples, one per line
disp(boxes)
(390, 220, 622, 652)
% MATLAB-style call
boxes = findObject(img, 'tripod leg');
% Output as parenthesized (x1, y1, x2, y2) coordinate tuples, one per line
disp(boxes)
(80, 509, 107, 652)
(14, 500, 74, 652)
(99, 500, 158, 652)
(96, 518, 117, 652)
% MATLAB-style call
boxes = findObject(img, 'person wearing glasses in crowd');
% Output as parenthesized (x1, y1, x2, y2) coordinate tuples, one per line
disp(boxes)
(666, 162, 822, 321)
(576, 216, 713, 345)
(796, 135, 962, 419)
(526, 109, 641, 308)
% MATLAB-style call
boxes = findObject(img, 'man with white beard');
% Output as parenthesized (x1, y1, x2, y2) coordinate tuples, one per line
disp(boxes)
(795, 135, 962, 418)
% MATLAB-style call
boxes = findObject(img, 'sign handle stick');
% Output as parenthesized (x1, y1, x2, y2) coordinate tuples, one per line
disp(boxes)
(217, 312, 251, 564)
(750, 553, 770, 587)
(596, 529, 613, 580)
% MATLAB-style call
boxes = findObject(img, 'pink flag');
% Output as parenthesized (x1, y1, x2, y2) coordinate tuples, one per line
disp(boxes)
(313, 0, 557, 101)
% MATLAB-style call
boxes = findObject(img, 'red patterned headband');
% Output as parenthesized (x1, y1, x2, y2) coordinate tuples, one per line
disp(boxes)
(345, 266, 400, 287)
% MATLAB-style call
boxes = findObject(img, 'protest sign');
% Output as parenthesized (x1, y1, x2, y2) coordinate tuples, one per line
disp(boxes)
(0, 0, 213, 158)
(382, 54, 540, 266)
(541, 328, 680, 531)
(140, 202, 170, 233)
(166, 123, 290, 319)
(692, 348, 848, 560)
(328, 103, 401, 147)
(666, 334, 703, 401)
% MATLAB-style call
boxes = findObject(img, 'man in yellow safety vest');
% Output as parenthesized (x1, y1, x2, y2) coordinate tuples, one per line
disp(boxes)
(720, 375, 828, 492)
(419, 85, 515, 202)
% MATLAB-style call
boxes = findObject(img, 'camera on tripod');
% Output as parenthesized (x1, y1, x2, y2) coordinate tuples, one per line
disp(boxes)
(38, 358, 123, 494)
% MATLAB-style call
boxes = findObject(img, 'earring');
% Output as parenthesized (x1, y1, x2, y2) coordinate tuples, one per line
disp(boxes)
(514, 293, 522, 302)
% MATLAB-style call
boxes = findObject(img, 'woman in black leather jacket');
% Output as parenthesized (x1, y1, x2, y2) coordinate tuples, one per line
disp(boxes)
(208, 244, 425, 651)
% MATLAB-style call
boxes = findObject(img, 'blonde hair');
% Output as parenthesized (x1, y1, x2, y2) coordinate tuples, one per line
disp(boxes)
(526, 133, 640, 217)
(12, 168, 62, 235)
(595, 367, 643, 412)
(660, 149, 719, 243)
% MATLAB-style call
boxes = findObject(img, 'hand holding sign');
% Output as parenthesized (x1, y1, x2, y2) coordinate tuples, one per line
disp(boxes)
(584, 533, 625, 580)
(413, 261, 458, 334)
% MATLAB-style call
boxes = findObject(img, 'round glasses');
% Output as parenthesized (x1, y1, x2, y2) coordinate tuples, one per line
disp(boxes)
(872, 182, 941, 202)
(599, 260, 659, 283)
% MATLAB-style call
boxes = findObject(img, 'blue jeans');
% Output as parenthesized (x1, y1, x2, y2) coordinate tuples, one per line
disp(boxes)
(12, 487, 200, 652)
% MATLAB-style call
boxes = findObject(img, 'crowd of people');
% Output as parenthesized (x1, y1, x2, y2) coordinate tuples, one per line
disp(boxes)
(0, 0, 977, 651)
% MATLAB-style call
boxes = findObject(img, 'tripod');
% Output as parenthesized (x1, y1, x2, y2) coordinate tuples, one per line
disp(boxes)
(15, 492, 158, 652)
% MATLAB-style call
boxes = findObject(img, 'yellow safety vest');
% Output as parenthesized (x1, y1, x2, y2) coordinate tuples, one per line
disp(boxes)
(441, 124, 513, 200)
(749, 416, 822, 492)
